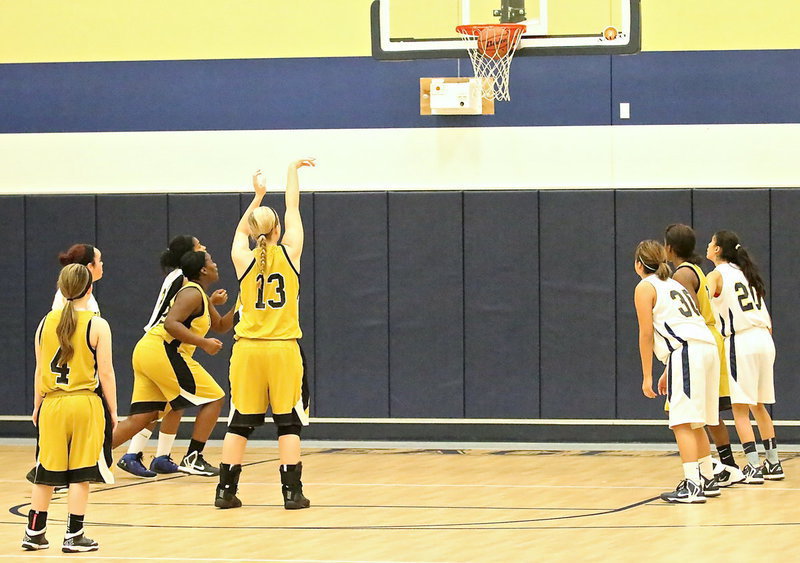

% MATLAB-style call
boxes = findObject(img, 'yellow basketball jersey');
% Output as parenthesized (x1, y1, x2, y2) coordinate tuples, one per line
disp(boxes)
(235, 245, 301, 340)
(39, 309, 98, 394)
(148, 281, 210, 356)
(676, 262, 715, 328)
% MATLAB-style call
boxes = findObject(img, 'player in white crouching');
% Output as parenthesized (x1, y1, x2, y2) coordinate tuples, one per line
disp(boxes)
(706, 230, 783, 483)
(634, 240, 720, 503)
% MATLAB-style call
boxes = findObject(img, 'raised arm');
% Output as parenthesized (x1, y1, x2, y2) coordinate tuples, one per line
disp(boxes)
(634, 281, 657, 399)
(91, 317, 118, 430)
(281, 158, 315, 269)
(232, 170, 267, 278)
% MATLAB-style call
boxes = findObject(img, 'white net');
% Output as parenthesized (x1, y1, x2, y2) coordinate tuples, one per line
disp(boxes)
(456, 25, 525, 102)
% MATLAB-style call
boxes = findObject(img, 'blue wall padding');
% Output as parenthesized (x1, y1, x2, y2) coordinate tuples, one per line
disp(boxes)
(0, 197, 28, 414)
(388, 192, 465, 417)
(692, 189, 771, 296)
(24, 196, 96, 390)
(314, 193, 390, 417)
(614, 189, 692, 418)
(766, 190, 799, 420)
(97, 195, 168, 413)
(2, 190, 795, 422)
(463, 191, 540, 418)
(539, 190, 616, 418)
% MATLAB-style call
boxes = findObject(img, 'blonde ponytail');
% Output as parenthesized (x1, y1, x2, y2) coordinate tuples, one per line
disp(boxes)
(247, 206, 280, 274)
(55, 264, 92, 365)
(257, 235, 269, 274)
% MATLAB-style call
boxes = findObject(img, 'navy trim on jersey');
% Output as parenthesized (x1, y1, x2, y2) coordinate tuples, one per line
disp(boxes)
(728, 310, 738, 382)
(129, 400, 167, 415)
(664, 322, 690, 399)
(280, 244, 301, 278)
(229, 409, 267, 427)
(163, 341, 197, 395)
(666, 357, 673, 403)
(237, 258, 256, 283)
(86, 319, 99, 386)
(719, 314, 727, 338)
(148, 273, 185, 331)
(32, 465, 107, 487)
(174, 285, 205, 329)
(299, 342, 310, 411)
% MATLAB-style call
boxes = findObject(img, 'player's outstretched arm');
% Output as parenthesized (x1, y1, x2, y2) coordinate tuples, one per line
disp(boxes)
(282, 158, 315, 269)
(232, 170, 267, 278)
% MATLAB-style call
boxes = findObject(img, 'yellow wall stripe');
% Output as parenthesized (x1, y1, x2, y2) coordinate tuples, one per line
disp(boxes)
(0, 0, 372, 63)
(1, 0, 800, 64)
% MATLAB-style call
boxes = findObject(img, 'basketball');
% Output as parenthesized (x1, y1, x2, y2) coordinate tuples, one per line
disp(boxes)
(478, 27, 510, 59)
(603, 26, 618, 41)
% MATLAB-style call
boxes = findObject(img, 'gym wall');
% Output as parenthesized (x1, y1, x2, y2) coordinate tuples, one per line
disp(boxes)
(1, 188, 799, 442)
(1, 1, 799, 441)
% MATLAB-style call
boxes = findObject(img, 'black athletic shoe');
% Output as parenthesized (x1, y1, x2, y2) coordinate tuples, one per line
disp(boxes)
(179, 452, 219, 476)
(742, 463, 765, 484)
(701, 475, 721, 497)
(62, 533, 98, 553)
(21, 530, 48, 551)
(762, 459, 785, 480)
(660, 479, 706, 504)
(280, 463, 311, 510)
(214, 486, 242, 509)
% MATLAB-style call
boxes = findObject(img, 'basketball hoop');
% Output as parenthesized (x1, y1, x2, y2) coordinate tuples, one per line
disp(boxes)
(455, 24, 526, 102)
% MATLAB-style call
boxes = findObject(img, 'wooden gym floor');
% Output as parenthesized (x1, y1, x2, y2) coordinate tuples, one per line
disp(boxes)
(0, 443, 798, 562)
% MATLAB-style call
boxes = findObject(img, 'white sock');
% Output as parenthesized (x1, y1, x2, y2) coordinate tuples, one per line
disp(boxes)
(126, 429, 152, 455)
(682, 462, 700, 484)
(156, 432, 177, 457)
(698, 455, 714, 479)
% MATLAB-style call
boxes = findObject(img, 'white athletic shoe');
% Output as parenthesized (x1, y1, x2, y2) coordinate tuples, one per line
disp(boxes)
(715, 463, 745, 487)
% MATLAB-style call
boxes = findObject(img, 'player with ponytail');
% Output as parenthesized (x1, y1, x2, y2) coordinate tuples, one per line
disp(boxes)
(23, 264, 117, 552)
(116, 235, 217, 479)
(706, 231, 782, 482)
(664, 224, 743, 488)
(216, 158, 315, 510)
(633, 240, 720, 503)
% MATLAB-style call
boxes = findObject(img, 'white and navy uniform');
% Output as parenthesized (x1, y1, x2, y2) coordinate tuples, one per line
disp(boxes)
(53, 289, 100, 315)
(712, 263, 775, 405)
(143, 269, 185, 332)
(646, 274, 720, 428)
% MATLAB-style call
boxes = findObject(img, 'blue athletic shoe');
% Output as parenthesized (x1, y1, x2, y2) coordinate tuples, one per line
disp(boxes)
(150, 455, 179, 474)
(116, 452, 157, 478)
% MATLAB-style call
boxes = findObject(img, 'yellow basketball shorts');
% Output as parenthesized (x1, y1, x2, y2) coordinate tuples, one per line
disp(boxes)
(34, 390, 114, 486)
(228, 339, 310, 427)
(130, 334, 224, 414)
(711, 326, 732, 411)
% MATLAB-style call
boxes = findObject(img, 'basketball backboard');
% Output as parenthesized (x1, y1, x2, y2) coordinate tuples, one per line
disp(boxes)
(371, 0, 641, 59)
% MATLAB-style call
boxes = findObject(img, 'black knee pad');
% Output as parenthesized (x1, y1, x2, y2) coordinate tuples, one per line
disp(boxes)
(276, 424, 302, 438)
(227, 426, 255, 439)
(273, 412, 302, 438)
